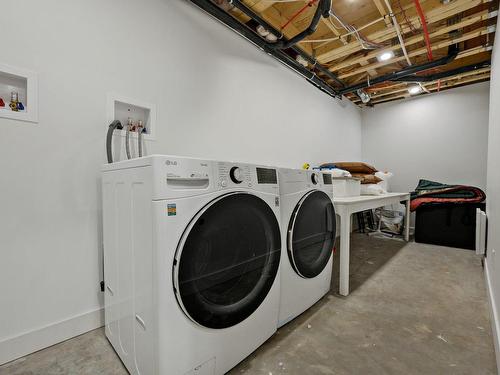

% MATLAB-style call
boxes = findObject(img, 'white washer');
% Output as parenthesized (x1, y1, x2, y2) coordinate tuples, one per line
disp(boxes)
(277, 168, 336, 327)
(102, 155, 282, 375)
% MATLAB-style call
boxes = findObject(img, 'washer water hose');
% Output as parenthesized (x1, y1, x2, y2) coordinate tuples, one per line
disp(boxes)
(125, 118, 133, 160)
(106, 120, 123, 164)
(138, 120, 144, 157)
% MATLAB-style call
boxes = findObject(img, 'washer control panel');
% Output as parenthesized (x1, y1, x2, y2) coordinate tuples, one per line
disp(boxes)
(217, 163, 252, 189)
(311, 173, 319, 185)
(217, 162, 278, 192)
(230, 166, 244, 184)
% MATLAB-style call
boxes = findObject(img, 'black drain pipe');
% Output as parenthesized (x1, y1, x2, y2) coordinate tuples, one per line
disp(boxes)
(339, 46, 459, 96)
(272, 0, 331, 50)
(391, 60, 491, 82)
(222, 0, 345, 88)
(189, 0, 340, 97)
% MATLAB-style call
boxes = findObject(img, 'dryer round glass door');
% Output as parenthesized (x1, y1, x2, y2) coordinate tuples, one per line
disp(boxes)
(174, 193, 281, 329)
(288, 190, 336, 278)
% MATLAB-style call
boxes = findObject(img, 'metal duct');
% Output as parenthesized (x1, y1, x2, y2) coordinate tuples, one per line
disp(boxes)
(188, 0, 341, 97)
(227, 0, 345, 87)
(272, 0, 332, 50)
(338, 46, 459, 95)
(391, 60, 491, 82)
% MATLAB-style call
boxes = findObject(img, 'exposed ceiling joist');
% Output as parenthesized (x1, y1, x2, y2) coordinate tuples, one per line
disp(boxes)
(317, 0, 492, 63)
(372, 0, 392, 27)
(330, 9, 492, 72)
(352, 67, 491, 103)
(370, 72, 491, 104)
(192, 0, 498, 106)
(339, 26, 495, 80)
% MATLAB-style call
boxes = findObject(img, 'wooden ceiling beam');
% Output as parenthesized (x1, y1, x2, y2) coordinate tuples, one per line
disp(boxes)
(372, 0, 392, 27)
(244, 0, 275, 13)
(338, 26, 495, 80)
(360, 67, 491, 101)
(316, 0, 492, 64)
(321, 15, 342, 37)
(351, 62, 491, 104)
(329, 9, 491, 72)
(370, 75, 491, 104)
(369, 72, 491, 104)
(350, 45, 491, 100)
(256, 5, 315, 53)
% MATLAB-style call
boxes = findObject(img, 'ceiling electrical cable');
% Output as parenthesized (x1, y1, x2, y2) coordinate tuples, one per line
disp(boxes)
(328, 9, 380, 49)
(396, 0, 418, 35)
(327, 16, 344, 31)
(300, 16, 385, 43)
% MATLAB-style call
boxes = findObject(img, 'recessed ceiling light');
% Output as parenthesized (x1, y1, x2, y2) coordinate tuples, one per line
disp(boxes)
(408, 85, 423, 95)
(377, 51, 394, 62)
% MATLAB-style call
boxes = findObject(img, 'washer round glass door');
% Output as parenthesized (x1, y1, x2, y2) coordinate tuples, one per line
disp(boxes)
(174, 192, 281, 329)
(288, 190, 336, 279)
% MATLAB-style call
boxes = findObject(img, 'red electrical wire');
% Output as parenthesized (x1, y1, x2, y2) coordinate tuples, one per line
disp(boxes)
(413, 0, 433, 61)
(281, 0, 318, 30)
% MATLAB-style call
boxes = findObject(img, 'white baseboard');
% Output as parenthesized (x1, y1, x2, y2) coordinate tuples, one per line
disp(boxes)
(0, 307, 104, 366)
(484, 259, 500, 374)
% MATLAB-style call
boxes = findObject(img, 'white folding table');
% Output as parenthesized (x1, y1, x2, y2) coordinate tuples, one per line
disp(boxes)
(333, 192, 411, 296)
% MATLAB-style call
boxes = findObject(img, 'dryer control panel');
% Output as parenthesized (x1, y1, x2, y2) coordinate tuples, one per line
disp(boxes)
(217, 163, 252, 188)
(216, 162, 278, 194)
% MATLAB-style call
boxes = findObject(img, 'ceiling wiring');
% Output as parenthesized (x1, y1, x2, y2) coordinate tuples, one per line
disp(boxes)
(395, 0, 418, 35)
(328, 9, 383, 49)
(207, 0, 496, 106)
(299, 16, 386, 43)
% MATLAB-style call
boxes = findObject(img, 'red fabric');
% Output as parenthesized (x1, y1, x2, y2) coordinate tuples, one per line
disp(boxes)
(411, 196, 484, 211)
(411, 185, 486, 211)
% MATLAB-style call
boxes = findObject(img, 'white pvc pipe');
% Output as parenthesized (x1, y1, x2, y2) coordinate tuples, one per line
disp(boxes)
(383, 0, 412, 66)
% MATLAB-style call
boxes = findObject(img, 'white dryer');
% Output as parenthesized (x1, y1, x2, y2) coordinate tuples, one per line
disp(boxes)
(277, 168, 336, 327)
(102, 155, 282, 375)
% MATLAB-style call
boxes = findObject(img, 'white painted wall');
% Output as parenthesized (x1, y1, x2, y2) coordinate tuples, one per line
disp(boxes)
(0, 0, 361, 364)
(485, 15, 500, 372)
(361, 82, 490, 193)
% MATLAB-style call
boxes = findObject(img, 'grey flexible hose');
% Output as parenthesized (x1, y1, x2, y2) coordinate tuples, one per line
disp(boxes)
(125, 125, 132, 160)
(106, 120, 123, 164)
(138, 122, 143, 157)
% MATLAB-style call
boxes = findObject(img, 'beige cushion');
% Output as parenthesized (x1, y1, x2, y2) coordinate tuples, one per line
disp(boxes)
(331, 162, 378, 174)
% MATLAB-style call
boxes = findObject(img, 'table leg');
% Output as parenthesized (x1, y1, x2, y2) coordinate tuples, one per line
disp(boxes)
(404, 199, 410, 242)
(339, 212, 351, 296)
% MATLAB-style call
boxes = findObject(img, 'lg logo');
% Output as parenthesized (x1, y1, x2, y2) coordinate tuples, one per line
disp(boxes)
(166, 160, 178, 166)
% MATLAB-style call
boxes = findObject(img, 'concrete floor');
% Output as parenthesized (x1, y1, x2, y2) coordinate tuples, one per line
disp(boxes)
(0, 235, 496, 375)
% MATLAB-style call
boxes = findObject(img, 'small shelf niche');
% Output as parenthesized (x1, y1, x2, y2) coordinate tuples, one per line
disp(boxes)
(0, 63, 38, 123)
(107, 94, 156, 140)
